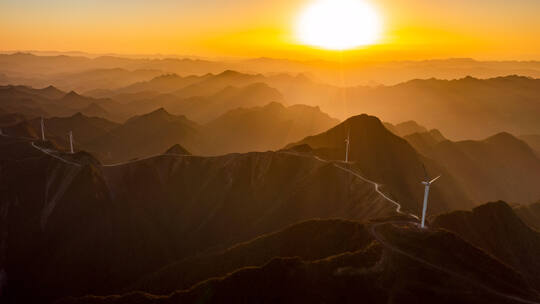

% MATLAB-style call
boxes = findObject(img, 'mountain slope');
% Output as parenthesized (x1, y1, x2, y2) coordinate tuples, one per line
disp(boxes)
(58, 220, 540, 304)
(129, 219, 371, 294)
(0, 136, 399, 303)
(287, 114, 473, 215)
(406, 131, 540, 204)
(520, 134, 540, 156)
(434, 201, 540, 291)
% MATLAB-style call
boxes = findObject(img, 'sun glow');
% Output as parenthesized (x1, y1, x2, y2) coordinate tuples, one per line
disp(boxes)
(296, 0, 382, 51)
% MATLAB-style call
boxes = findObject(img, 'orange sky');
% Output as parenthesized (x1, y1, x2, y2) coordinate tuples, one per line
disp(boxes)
(1, 0, 539, 60)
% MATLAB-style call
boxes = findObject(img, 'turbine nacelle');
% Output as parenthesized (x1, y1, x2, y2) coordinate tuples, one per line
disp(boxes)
(421, 175, 441, 186)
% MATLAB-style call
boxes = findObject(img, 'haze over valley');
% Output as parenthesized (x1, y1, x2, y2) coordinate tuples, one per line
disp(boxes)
(2, 0, 540, 303)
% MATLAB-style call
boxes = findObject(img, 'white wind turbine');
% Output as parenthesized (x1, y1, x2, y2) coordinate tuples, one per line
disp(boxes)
(345, 128, 350, 163)
(40, 117, 46, 141)
(69, 131, 74, 154)
(420, 165, 441, 228)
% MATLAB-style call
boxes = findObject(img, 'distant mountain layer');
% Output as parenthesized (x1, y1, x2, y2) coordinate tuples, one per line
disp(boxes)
(347, 76, 540, 139)
(0, 85, 129, 121)
(101, 72, 540, 139)
(3, 112, 119, 149)
(405, 129, 540, 204)
(204, 102, 339, 155)
(384, 120, 428, 137)
(3, 104, 338, 162)
(3, 52, 540, 86)
(84, 108, 203, 161)
(4, 69, 540, 139)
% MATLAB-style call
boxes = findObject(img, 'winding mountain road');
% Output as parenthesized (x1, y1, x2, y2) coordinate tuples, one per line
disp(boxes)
(282, 150, 540, 303)
(30, 142, 82, 167)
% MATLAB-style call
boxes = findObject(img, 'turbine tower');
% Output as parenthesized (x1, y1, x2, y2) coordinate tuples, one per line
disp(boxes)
(40, 117, 46, 141)
(345, 128, 350, 163)
(420, 165, 441, 228)
(69, 131, 74, 154)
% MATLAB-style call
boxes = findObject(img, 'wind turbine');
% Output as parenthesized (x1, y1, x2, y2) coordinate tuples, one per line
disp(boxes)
(69, 131, 74, 154)
(40, 117, 46, 141)
(420, 164, 441, 228)
(344, 128, 350, 163)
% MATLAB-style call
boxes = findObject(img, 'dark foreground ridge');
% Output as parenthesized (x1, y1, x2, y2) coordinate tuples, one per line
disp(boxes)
(58, 219, 540, 304)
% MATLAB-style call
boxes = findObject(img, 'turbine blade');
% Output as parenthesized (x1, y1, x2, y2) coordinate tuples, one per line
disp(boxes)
(429, 175, 441, 184)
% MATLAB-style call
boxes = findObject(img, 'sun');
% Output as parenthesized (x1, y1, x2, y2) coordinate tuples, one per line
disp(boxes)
(296, 0, 382, 51)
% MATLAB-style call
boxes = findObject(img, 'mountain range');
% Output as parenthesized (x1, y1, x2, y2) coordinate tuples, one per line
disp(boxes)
(3, 52, 540, 304)
(3, 103, 338, 161)
(86, 71, 540, 139)
(0, 133, 399, 303)
(3, 52, 540, 86)
(2, 112, 540, 303)
(4, 67, 540, 140)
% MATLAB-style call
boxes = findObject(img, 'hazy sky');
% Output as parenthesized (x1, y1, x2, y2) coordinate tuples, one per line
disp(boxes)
(1, 0, 539, 60)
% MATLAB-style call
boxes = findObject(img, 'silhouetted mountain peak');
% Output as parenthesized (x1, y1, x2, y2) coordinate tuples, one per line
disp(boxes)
(165, 144, 191, 155)
(428, 129, 446, 142)
(65, 90, 80, 98)
(484, 132, 534, 153)
(217, 70, 245, 78)
(434, 201, 533, 243)
(343, 114, 389, 135)
(126, 107, 192, 126)
(40, 85, 65, 98)
(141, 107, 172, 120)
(486, 131, 518, 142)
(474, 200, 515, 215)
(295, 114, 394, 148)
(59, 90, 89, 102)
(262, 101, 285, 110)
(70, 112, 86, 119)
